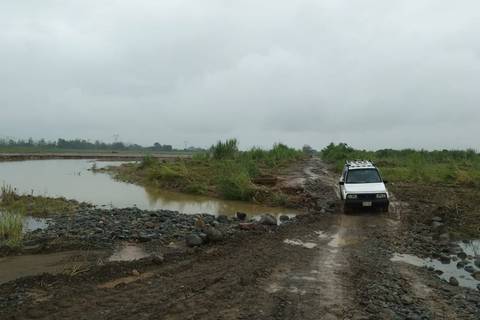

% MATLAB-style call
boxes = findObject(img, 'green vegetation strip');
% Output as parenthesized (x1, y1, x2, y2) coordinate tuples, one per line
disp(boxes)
(0, 185, 80, 217)
(108, 139, 305, 205)
(322, 143, 480, 186)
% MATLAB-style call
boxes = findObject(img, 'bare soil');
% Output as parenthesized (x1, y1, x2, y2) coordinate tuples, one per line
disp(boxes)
(1, 158, 479, 319)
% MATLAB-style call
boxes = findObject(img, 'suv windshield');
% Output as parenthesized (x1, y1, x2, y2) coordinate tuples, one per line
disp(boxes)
(346, 169, 382, 184)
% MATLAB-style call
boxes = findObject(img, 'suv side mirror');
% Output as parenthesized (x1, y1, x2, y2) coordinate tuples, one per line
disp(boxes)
(339, 181, 344, 185)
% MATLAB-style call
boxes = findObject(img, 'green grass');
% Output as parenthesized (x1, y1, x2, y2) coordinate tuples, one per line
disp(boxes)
(110, 140, 304, 203)
(1, 184, 81, 217)
(0, 210, 23, 247)
(321, 143, 480, 186)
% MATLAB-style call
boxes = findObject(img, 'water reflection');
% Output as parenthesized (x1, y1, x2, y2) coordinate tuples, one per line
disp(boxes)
(391, 252, 480, 290)
(0, 159, 300, 218)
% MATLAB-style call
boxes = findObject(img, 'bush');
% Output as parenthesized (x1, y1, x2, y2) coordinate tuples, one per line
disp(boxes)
(217, 172, 255, 201)
(211, 139, 238, 160)
(139, 155, 157, 169)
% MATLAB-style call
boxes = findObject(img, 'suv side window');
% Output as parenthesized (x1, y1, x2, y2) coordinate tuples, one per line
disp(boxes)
(341, 167, 348, 182)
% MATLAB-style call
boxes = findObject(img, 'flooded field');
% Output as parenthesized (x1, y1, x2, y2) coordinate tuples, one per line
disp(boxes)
(0, 159, 299, 217)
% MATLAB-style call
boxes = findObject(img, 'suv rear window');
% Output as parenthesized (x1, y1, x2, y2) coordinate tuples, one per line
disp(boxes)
(346, 169, 382, 184)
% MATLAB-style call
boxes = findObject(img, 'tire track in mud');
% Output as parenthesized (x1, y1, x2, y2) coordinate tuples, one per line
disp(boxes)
(262, 159, 365, 319)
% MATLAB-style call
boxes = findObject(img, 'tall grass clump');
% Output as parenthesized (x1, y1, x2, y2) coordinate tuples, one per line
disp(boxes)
(1, 184, 18, 205)
(0, 210, 23, 247)
(211, 139, 238, 160)
(321, 143, 480, 186)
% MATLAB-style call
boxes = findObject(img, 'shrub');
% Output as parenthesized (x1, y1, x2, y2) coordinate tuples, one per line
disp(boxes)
(211, 139, 238, 160)
(139, 155, 157, 169)
(217, 172, 255, 201)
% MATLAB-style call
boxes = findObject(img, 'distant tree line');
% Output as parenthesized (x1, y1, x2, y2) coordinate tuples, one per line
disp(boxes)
(0, 137, 181, 152)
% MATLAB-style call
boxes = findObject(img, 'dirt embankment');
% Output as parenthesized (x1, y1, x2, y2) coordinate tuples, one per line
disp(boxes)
(0, 158, 479, 319)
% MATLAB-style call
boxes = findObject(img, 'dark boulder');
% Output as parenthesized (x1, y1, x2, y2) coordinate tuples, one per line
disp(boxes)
(186, 233, 203, 247)
(205, 227, 223, 242)
(259, 214, 277, 226)
(236, 212, 247, 221)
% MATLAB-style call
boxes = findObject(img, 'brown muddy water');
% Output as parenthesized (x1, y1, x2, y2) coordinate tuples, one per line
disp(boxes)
(0, 159, 299, 218)
(0, 250, 104, 284)
(0, 243, 156, 284)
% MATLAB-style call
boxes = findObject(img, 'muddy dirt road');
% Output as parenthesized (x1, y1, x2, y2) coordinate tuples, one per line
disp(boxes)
(1, 158, 479, 319)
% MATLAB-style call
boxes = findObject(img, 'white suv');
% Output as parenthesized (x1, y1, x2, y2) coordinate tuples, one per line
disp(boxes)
(339, 160, 389, 213)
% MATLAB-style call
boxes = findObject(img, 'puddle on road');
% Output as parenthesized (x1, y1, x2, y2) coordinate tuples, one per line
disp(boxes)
(0, 243, 153, 284)
(0, 251, 102, 284)
(391, 253, 480, 290)
(283, 239, 317, 249)
(109, 243, 151, 262)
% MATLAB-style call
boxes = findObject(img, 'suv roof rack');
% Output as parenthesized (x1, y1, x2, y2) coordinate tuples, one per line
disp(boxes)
(345, 160, 375, 168)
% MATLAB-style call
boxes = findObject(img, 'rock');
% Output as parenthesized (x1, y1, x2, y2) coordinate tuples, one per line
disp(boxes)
(449, 277, 459, 286)
(465, 265, 475, 273)
(195, 217, 206, 231)
(434, 270, 444, 275)
(401, 295, 413, 305)
(472, 271, 480, 281)
(138, 233, 155, 242)
(238, 223, 256, 230)
(432, 216, 443, 222)
(279, 215, 290, 222)
(216, 215, 229, 223)
(236, 212, 247, 221)
(477, 283, 480, 292)
(259, 214, 277, 226)
(432, 222, 444, 228)
(151, 255, 164, 264)
(474, 259, 480, 268)
(457, 261, 467, 269)
(439, 255, 451, 264)
(457, 251, 467, 260)
(205, 227, 223, 242)
(439, 233, 450, 241)
(185, 233, 203, 247)
(198, 232, 207, 242)
(132, 269, 140, 277)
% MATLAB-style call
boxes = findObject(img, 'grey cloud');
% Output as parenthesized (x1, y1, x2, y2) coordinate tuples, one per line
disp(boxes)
(0, 0, 479, 150)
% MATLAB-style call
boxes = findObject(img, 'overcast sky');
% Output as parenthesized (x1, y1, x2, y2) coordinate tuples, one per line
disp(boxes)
(1, 1, 479, 150)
